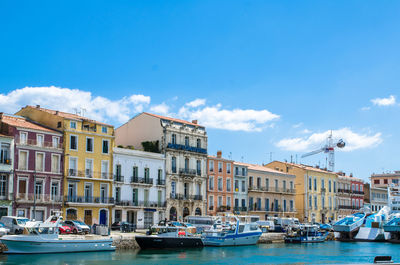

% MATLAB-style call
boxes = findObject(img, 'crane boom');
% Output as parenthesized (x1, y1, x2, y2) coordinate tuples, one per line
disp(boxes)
(301, 148, 324, 158)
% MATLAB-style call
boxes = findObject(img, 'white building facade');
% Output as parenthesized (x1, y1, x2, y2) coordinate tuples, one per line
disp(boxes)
(115, 113, 208, 222)
(112, 147, 166, 229)
(0, 134, 14, 218)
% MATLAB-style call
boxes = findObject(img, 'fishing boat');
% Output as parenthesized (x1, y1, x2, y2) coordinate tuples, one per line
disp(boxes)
(383, 185, 400, 243)
(1, 214, 115, 254)
(354, 206, 390, 242)
(202, 215, 262, 246)
(333, 212, 366, 241)
(135, 222, 204, 249)
(285, 224, 328, 243)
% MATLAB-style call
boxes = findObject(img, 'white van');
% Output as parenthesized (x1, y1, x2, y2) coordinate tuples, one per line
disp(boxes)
(0, 216, 30, 234)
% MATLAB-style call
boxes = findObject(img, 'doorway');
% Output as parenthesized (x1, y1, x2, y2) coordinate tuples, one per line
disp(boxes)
(100, 209, 107, 225)
(84, 210, 92, 225)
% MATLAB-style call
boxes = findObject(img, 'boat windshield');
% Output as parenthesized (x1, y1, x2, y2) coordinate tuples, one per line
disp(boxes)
(17, 218, 29, 225)
(27, 227, 56, 235)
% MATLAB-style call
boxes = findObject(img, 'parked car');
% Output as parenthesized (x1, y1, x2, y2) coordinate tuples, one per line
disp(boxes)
(0, 216, 30, 234)
(64, 220, 90, 234)
(51, 221, 72, 234)
(0, 222, 10, 236)
(111, 221, 136, 232)
(256, 220, 275, 233)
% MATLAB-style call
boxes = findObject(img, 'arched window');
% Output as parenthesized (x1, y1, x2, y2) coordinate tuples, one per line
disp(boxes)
(169, 207, 177, 221)
(183, 207, 190, 218)
(195, 207, 201, 216)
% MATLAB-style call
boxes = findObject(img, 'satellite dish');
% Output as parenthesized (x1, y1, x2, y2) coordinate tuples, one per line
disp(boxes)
(336, 139, 345, 148)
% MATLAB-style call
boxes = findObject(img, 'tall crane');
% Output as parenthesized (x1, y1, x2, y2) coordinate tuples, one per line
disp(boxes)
(301, 131, 345, 172)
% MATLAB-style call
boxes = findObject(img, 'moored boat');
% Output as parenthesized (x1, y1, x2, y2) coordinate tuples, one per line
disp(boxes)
(202, 215, 262, 246)
(354, 206, 390, 242)
(1, 214, 115, 254)
(135, 223, 204, 249)
(383, 185, 400, 243)
(333, 212, 366, 241)
(285, 224, 328, 243)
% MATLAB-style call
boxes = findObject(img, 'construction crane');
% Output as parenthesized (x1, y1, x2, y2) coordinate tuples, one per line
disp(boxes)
(301, 131, 345, 172)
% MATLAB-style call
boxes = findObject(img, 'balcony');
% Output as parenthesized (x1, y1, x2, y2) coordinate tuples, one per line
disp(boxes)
(64, 196, 114, 204)
(114, 175, 124, 183)
(209, 205, 214, 211)
(156, 179, 166, 185)
(179, 168, 198, 177)
(233, 206, 247, 212)
(339, 205, 360, 210)
(169, 193, 191, 200)
(16, 139, 62, 149)
(338, 188, 351, 194)
(352, 190, 365, 195)
(115, 200, 166, 208)
(167, 143, 207, 154)
(67, 170, 113, 180)
(130, 176, 153, 185)
(16, 193, 63, 203)
(217, 205, 227, 212)
(0, 157, 11, 165)
(190, 195, 203, 201)
(248, 186, 296, 194)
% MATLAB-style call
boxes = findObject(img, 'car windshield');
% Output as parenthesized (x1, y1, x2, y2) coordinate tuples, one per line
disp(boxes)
(74, 221, 86, 226)
(17, 218, 29, 225)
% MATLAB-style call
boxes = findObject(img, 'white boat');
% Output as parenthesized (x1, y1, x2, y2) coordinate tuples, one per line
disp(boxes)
(333, 212, 366, 241)
(202, 216, 262, 246)
(383, 185, 400, 242)
(354, 206, 390, 242)
(1, 214, 115, 254)
(285, 224, 328, 243)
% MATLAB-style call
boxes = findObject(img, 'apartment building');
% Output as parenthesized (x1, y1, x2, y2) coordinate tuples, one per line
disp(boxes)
(266, 161, 338, 223)
(112, 147, 166, 228)
(337, 173, 364, 218)
(0, 131, 14, 218)
(115, 112, 207, 221)
(207, 151, 234, 215)
(371, 171, 400, 188)
(0, 113, 63, 220)
(16, 106, 115, 225)
(233, 162, 248, 213)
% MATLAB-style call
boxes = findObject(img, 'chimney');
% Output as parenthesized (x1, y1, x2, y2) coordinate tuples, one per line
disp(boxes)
(192, 120, 198, 124)
(350, 173, 353, 178)
(36, 105, 40, 108)
(217, 150, 222, 158)
(56, 111, 59, 115)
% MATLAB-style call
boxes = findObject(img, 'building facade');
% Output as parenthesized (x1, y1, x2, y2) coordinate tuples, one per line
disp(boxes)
(266, 161, 338, 223)
(0, 132, 14, 218)
(16, 106, 115, 225)
(337, 173, 364, 218)
(115, 112, 207, 221)
(0, 113, 63, 221)
(370, 186, 388, 212)
(112, 147, 166, 228)
(233, 162, 248, 213)
(207, 151, 234, 215)
(238, 163, 296, 220)
(371, 171, 400, 188)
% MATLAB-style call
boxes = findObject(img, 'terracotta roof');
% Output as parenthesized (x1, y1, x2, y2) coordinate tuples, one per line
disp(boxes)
(143, 112, 203, 127)
(269, 161, 338, 176)
(24, 106, 112, 127)
(207, 155, 233, 162)
(236, 162, 295, 177)
(1, 114, 60, 133)
(338, 175, 364, 183)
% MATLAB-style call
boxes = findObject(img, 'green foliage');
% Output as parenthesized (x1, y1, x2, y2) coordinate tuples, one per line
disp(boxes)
(141, 141, 160, 153)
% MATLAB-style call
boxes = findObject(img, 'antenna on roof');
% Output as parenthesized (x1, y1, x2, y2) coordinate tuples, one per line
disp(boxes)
(229, 152, 232, 160)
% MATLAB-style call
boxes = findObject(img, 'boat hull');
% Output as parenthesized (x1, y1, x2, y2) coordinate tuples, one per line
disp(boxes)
(1, 238, 115, 254)
(135, 235, 204, 249)
(202, 232, 261, 246)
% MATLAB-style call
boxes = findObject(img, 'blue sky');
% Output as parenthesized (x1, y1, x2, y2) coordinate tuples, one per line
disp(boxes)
(1, 1, 400, 180)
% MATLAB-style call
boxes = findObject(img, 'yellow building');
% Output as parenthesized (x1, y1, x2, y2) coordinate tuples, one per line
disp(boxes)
(265, 161, 338, 223)
(16, 105, 115, 226)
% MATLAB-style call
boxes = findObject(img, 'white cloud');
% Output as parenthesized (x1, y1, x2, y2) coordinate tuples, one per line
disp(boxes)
(293, 123, 303, 128)
(185, 98, 206, 108)
(276, 128, 382, 152)
(301, 129, 312, 134)
(0, 86, 150, 124)
(179, 103, 280, 132)
(150, 103, 170, 115)
(371, 95, 396, 106)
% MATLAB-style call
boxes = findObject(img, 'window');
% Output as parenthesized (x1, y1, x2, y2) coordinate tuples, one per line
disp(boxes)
(209, 196, 214, 207)
(102, 126, 107, 133)
(321, 179, 325, 189)
(144, 168, 150, 180)
(209, 160, 214, 172)
(102, 140, 109, 154)
(275, 179, 278, 192)
(51, 154, 60, 173)
(35, 180, 43, 200)
(171, 157, 177, 173)
(227, 178, 231, 192)
(329, 197, 332, 210)
(18, 150, 28, 170)
(265, 198, 270, 211)
(132, 166, 138, 178)
(249, 176, 253, 187)
(196, 160, 201, 175)
(290, 181, 293, 191)
(196, 138, 201, 148)
(52, 137, 60, 148)
(242, 168, 246, 176)
(115, 187, 121, 202)
(309, 177, 312, 190)
(171, 182, 176, 196)
(314, 196, 318, 210)
(218, 162, 222, 172)
(70, 135, 77, 150)
(322, 197, 325, 209)
(334, 181, 337, 192)
(218, 196, 222, 207)
(283, 180, 286, 191)
(51, 182, 59, 200)
(0, 175, 7, 198)
(70, 121, 77, 129)
(185, 158, 189, 170)
(218, 178, 223, 191)
(20, 132, 27, 145)
(37, 134, 44, 147)
(290, 200, 294, 211)
(101, 161, 109, 179)
(84, 183, 93, 202)
(314, 178, 317, 191)
(352, 184, 355, 191)
(35, 152, 44, 172)
(85, 159, 93, 177)
(329, 180, 332, 192)
(209, 176, 214, 190)
(57, 121, 62, 128)
(374, 179, 380, 184)
(185, 136, 189, 146)
(235, 180, 239, 191)
(257, 177, 261, 188)
(227, 196, 231, 207)
(86, 137, 94, 152)
(69, 157, 77, 176)
(227, 163, 231, 174)
(384, 179, 388, 184)
(360, 184, 364, 192)
(266, 178, 269, 190)
(241, 180, 245, 192)
(283, 199, 287, 212)
(158, 169, 162, 181)
(171, 134, 176, 144)
(184, 183, 189, 199)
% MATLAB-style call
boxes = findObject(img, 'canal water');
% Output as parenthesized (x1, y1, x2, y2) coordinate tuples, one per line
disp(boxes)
(0, 241, 398, 265)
